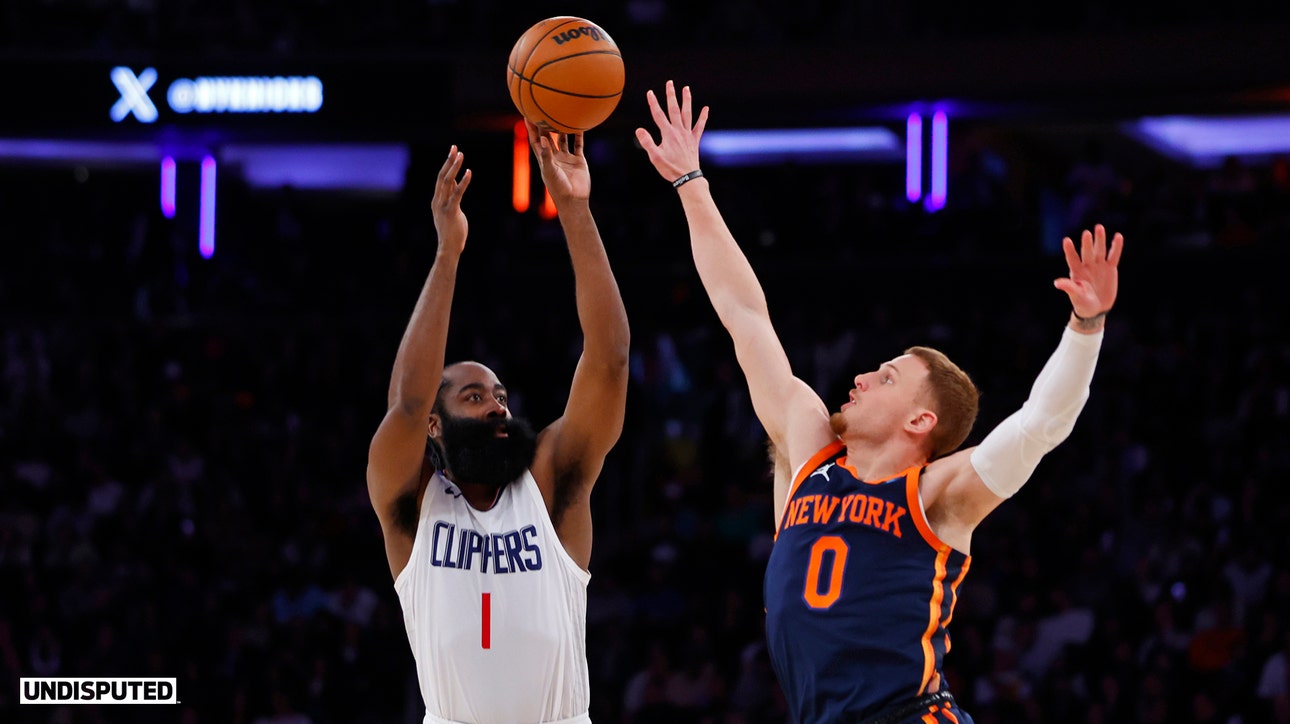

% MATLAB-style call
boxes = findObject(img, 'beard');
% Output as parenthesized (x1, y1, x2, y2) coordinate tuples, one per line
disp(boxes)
(829, 412, 847, 437)
(438, 412, 538, 490)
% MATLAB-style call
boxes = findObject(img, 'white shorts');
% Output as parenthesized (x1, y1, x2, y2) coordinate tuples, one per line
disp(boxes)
(424, 713, 592, 724)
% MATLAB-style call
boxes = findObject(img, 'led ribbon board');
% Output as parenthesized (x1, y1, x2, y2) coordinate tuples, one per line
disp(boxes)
(110, 67, 324, 122)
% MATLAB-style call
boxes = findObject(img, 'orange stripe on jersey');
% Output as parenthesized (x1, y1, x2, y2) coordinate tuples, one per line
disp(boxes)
(838, 456, 920, 487)
(918, 548, 950, 695)
(836, 455, 859, 479)
(775, 440, 845, 538)
(943, 558, 972, 630)
(942, 560, 971, 654)
(920, 707, 939, 724)
(943, 707, 960, 723)
(904, 466, 952, 553)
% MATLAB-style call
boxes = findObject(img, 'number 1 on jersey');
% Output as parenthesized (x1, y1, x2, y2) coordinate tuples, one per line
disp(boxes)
(804, 535, 849, 609)
(482, 592, 491, 649)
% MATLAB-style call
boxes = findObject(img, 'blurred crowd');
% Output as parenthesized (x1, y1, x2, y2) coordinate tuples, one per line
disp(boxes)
(4, 0, 1290, 56)
(1, 120, 1289, 724)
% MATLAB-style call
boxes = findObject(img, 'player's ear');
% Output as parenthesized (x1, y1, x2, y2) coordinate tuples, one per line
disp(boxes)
(907, 409, 937, 435)
(428, 411, 442, 439)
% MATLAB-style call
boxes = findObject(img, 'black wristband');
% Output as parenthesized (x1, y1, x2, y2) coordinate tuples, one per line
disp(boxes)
(1072, 309, 1108, 322)
(672, 169, 703, 188)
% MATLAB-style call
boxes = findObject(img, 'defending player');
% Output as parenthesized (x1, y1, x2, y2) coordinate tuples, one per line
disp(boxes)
(636, 80, 1123, 723)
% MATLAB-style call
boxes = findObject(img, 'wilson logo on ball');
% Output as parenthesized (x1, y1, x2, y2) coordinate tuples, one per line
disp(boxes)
(552, 27, 605, 45)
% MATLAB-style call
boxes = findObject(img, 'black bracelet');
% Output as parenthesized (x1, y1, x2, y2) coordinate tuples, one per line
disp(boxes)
(1072, 309, 1109, 322)
(672, 169, 704, 188)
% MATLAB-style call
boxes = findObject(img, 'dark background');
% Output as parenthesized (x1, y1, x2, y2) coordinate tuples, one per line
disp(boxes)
(2, 2, 1290, 722)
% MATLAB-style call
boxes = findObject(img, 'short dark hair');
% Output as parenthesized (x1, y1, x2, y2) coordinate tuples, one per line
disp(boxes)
(905, 346, 980, 459)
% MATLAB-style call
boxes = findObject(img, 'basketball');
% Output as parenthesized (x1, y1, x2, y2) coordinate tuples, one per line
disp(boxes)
(507, 17, 624, 134)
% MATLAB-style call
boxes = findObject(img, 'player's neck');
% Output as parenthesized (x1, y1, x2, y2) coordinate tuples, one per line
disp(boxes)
(840, 438, 925, 482)
(448, 475, 506, 511)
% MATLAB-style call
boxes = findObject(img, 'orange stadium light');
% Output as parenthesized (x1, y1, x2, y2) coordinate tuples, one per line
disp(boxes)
(512, 120, 530, 213)
(539, 188, 556, 219)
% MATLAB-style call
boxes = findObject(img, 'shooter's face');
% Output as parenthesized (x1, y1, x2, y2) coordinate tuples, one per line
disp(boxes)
(431, 361, 536, 489)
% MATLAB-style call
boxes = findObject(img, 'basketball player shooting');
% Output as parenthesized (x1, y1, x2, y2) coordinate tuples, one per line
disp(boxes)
(367, 124, 629, 724)
(636, 80, 1123, 723)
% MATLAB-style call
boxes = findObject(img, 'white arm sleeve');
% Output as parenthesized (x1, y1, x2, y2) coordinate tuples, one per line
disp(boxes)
(970, 326, 1103, 498)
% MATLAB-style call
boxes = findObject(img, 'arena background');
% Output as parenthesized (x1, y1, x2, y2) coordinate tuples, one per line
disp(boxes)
(2, 2, 1289, 722)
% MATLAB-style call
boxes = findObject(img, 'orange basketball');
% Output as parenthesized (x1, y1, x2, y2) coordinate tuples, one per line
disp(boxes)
(507, 17, 624, 134)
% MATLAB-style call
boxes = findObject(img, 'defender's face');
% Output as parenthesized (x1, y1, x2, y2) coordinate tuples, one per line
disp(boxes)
(830, 354, 930, 438)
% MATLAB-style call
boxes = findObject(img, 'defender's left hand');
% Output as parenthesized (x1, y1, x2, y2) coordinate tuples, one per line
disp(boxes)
(1054, 224, 1124, 318)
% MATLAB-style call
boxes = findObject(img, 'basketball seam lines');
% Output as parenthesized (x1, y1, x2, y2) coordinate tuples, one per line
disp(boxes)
(516, 18, 583, 121)
(506, 61, 625, 100)
(523, 50, 623, 99)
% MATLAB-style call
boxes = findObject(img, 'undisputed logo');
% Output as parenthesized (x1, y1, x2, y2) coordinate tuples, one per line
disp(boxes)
(21, 678, 178, 704)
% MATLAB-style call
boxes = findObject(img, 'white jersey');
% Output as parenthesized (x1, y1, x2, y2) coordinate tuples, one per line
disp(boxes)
(394, 469, 592, 724)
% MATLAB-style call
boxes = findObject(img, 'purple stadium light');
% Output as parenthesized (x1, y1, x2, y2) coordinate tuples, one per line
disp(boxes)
(925, 111, 948, 212)
(1128, 114, 1290, 167)
(906, 113, 923, 203)
(199, 155, 216, 259)
(0, 139, 157, 162)
(700, 127, 902, 166)
(219, 144, 409, 192)
(161, 156, 176, 218)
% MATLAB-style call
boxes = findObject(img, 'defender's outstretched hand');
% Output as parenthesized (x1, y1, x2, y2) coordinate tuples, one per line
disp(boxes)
(432, 145, 471, 255)
(635, 80, 709, 183)
(1054, 224, 1124, 320)
(528, 120, 590, 205)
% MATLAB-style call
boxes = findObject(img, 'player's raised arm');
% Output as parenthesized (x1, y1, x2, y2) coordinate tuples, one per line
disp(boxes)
(928, 224, 1124, 538)
(366, 146, 471, 579)
(526, 125, 630, 569)
(636, 81, 834, 486)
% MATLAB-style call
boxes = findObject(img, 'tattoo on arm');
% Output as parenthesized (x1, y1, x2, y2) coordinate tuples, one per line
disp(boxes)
(1072, 312, 1107, 333)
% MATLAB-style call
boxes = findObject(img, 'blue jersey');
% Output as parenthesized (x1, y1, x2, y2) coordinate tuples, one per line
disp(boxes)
(764, 440, 971, 723)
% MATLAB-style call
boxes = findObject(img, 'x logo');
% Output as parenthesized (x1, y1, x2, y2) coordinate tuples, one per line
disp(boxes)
(110, 66, 159, 123)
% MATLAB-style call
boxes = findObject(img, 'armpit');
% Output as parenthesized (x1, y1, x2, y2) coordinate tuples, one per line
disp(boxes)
(392, 489, 420, 536)
(550, 464, 587, 528)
